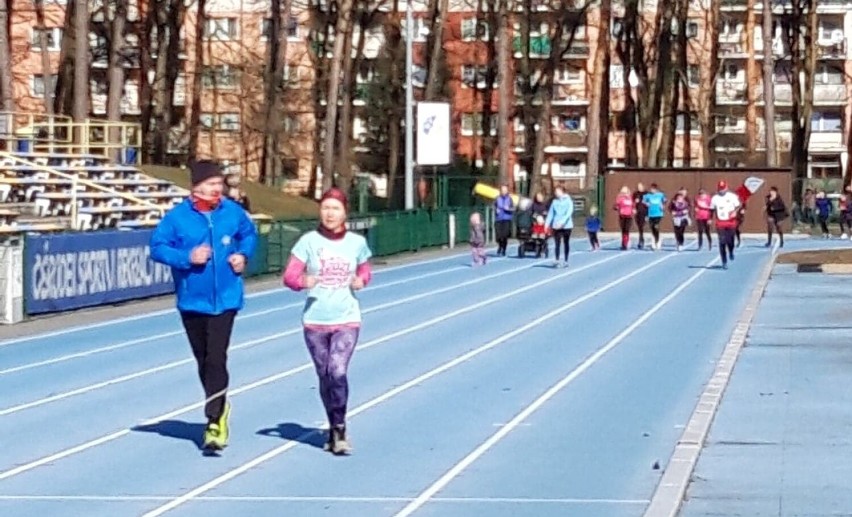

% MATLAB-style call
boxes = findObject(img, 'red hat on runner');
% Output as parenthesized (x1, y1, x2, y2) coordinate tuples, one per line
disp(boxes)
(320, 187, 349, 211)
(717, 180, 728, 191)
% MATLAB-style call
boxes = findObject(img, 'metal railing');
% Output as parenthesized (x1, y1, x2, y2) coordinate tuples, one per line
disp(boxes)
(0, 151, 165, 229)
(0, 111, 142, 165)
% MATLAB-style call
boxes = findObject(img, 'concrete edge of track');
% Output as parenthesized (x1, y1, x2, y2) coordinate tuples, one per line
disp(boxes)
(641, 242, 779, 517)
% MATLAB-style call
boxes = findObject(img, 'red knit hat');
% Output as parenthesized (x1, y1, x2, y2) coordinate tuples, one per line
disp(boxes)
(320, 187, 349, 211)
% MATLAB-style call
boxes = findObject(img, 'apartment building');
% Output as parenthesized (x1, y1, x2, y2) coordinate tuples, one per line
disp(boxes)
(714, 0, 852, 179)
(7, 0, 852, 198)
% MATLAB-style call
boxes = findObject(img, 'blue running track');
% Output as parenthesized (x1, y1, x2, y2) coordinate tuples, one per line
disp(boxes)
(0, 235, 822, 516)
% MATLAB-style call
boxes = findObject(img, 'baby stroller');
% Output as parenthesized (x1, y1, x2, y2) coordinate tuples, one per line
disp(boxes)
(516, 209, 548, 258)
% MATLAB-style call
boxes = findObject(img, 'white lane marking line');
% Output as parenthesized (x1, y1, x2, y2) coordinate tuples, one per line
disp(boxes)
(393, 254, 718, 517)
(0, 258, 549, 411)
(0, 495, 650, 504)
(0, 248, 493, 346)
(0, 252, 626, 481)
(139, 253, 673, 517)
(0, 257, 521, 376)
(641, 240, 779, 517)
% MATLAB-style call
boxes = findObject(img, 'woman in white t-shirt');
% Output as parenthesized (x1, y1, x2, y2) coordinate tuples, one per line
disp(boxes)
(283, 188, 373, 455)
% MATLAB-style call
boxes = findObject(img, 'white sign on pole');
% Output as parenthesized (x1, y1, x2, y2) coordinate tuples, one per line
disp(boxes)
(416, 102, 451, 166)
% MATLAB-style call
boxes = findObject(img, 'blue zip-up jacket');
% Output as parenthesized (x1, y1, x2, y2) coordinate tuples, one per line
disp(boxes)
(150, 198, 258, 315)
(816, 197, 832, 218)
(545, 195, 574, 230)
(495, 194, 514, 222)
(585, 215, 601, 233)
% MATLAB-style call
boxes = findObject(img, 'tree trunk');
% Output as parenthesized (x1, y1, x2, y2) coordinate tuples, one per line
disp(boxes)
(188, 0, 207, 163)
(700, 0, 720, 166)
(644, 1, 675, 166)
(34, 0, 53, 114)
(259, 0, 291, 185)
(385, 12, 402, 208)
(744, 0, 758, 152)
(676, 0, 689, 165)
(72, 0, 89, 122)
(337, 8, 364, 195)
(496, 0, 511, 186)
(423, 0, 449, 100)
(106, 0, 128, 158)
(587, 0, 610, 179)
(54, 2, 76, 115)
(321, 0, 355, 190)
(762, 0, 776, 166)
(0, 2, 12, 111)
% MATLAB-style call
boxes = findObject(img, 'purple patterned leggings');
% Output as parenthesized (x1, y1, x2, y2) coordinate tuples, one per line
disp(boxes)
(303, 326, 360, 427)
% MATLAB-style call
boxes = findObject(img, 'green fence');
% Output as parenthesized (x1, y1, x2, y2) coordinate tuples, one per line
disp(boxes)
(250, 205, 485, 277)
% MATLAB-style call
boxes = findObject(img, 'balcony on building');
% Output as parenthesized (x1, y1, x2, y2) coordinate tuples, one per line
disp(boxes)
(511, 23, 589, 60)
(722, 0, 852, 12)
(716, 80, 748, 105)
(90, 80, 142, 115)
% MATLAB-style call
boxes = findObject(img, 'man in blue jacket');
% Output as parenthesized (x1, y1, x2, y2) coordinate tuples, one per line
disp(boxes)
(150, 160, 257, 451)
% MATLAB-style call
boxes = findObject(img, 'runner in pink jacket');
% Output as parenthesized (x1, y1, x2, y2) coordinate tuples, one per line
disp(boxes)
(694, 188, 713, 250)
(614, 186, 635, 250)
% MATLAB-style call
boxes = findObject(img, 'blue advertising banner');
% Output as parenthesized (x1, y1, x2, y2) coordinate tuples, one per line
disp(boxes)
(24, 230, 175, 315)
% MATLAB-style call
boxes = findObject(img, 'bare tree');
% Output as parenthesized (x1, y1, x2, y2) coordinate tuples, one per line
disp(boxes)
(496, 0, 511, 185)
(72, 0, 89, 122)
(762, 0, 776, 165)
(321, 0, 355, 190)
(0, 2, 13, 112)
(423, 0, 450, 100)
(106, 0, 129, 154)
(187, 0, 207, 163)
(257, 0, 293, 185)
(586, 0, 610, 179)
(780, 0, 817, 180)
(34, 0, 53, 114)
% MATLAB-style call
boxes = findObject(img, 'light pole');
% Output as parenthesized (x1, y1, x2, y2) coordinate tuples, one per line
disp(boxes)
(404, 0, 415, 210)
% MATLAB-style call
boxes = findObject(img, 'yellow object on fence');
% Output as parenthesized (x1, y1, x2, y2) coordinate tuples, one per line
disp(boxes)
(473, 182, 532, 211)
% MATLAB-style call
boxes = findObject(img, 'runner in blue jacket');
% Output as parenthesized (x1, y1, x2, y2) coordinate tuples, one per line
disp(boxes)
(150, 160, 257, 451)
(545, 185, 575, 267)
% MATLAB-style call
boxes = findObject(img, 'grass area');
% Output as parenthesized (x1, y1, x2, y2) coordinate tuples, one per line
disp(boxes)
(142, 165, 319, 220)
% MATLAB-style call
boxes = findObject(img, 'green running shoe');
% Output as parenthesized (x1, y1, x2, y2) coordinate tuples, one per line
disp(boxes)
(216, 401, 231, 448)
(203, 423, 223, 450)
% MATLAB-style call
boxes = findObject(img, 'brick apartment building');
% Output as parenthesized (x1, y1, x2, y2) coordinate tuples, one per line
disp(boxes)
(7, 0, 852, 197)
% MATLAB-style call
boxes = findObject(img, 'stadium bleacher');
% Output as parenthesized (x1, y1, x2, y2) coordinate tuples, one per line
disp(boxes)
(0, 113, 270, 237)
(0, 150, 188, 234)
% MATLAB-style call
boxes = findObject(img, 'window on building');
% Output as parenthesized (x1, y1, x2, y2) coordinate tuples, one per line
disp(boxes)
(555, 113, 583, 131)
(262, 17, 299, 39)
(461, 18, 490, 41)
(676, 112, 700, 133)
(460, 113, 497, 136)
(205, 18, 238, 40)
(282, 158, 300, 180)
(202, 65, 240, 89)
(219, 113, 241, 132)
(811, 111, 842, 132)
(32, 28, 62, 51)
(815, 64, 844, 85)
(687, 64, 700, 87)
(555, 64, 582, 84)
(31, 74, 57, 97)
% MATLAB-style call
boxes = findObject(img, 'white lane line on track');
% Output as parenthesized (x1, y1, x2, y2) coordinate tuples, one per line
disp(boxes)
(139, 252, 674, 517)
(0, 251, 627, 482)
(0, 495, 650, 504)
(393, 254, 719, 517)
(0, 256, 552, 410)
(0, 247, 490, 347)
